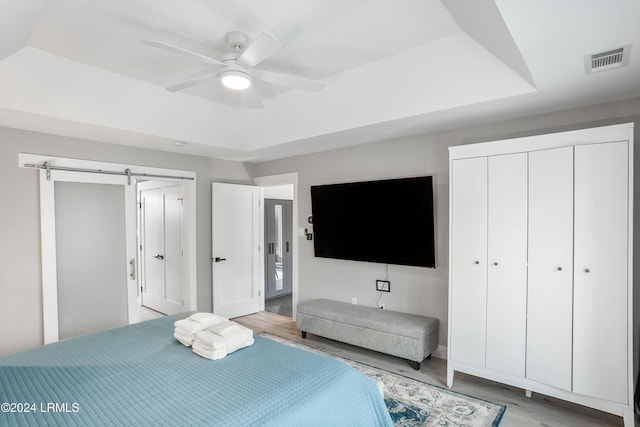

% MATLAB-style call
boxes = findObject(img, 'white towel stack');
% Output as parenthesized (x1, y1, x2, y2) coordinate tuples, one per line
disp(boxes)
(174, 313, 229, 347)
(192, 321, 254, 360)
(192, 330, 228, 360)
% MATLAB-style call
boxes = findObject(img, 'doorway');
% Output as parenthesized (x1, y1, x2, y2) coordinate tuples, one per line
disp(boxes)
(137, 181, 187, 315)
(264, 197, 293, 317)
(255, 178, 297, 319)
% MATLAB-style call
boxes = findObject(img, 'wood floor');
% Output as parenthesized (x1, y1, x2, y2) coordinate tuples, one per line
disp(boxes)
(234, 311, 626, 427)
(137, 305, 165, 322)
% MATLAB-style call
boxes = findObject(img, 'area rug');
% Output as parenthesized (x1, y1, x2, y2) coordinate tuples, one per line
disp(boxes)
(260, 333, 505, 427)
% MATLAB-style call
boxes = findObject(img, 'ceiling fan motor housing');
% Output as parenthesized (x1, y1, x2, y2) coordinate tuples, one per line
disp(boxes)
(226, 31, 248, 51)
(220, 63, 252, 90)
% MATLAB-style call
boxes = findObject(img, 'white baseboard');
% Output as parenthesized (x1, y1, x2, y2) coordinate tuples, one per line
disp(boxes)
(432, 344, 447, 360)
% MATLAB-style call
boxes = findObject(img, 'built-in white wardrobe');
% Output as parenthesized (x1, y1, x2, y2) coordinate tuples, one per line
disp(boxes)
(447, 123, 634, 426)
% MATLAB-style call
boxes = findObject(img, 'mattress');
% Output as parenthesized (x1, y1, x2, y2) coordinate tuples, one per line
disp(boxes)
(0, 316, 393, 426)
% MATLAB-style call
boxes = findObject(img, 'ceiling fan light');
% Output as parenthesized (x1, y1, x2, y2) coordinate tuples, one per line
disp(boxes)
(221, 70, 252, 90)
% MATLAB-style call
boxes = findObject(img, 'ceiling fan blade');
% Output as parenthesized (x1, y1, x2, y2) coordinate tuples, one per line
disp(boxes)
(237, 32, 282, 68)
(252, 69, 324, 92)
(166, 71, 220, 92)
(141, 40, 225, 67)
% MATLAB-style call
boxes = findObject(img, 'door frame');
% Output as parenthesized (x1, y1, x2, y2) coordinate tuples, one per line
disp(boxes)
(19, 153, 197, 343)
(253, 173, 299, 319)
(138, 181, 188, 314)
(264, 198, 293, 300)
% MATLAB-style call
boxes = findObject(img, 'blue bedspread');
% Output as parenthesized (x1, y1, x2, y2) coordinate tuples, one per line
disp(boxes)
(0, 316, 392, 426)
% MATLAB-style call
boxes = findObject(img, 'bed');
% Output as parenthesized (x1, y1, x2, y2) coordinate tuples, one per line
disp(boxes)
(0, 315, 393, 426)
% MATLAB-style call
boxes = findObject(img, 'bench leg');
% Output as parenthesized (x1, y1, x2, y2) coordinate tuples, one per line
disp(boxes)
(301, 331, 307, 339)
(408, 360, 421, 370)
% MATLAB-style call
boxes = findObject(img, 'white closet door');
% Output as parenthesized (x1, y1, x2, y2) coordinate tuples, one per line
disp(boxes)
(573, 141, 629, 404)
(141, 185, 184, 315)
(141, 189, 164, 310)
(486, 153, 528, 377)
(450, 157, 488, 367)
(163, 188, 184, 313)
(527, 147, 574, 390)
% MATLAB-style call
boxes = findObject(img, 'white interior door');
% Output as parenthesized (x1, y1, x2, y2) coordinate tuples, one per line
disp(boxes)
(163, 188, 184, 312)
(573, 141, 629, 404)
(449, 157, 488, 367)
(140, 184, 184, 314)
(486, 153, 528, 377)
(212, 182, 260, 318)
(40, 170, 137, 344)
(527, 147, 574, 390)
(141, 188, 163, 310)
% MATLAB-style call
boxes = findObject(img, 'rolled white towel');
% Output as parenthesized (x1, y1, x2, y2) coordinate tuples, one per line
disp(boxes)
(174, 329, 195, 347)
(208, 322, 254, 354)
(174, 313, 228, 335)
(189, 312, 228, 327)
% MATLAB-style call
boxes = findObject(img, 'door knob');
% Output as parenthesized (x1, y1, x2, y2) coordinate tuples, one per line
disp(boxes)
(153, 254, 164, 260)
(474, 260, 480, 265)
(584, 268, 590, 273)
(556, 266, 562, 271)
(493, 262, 499, 266)
(213, 257, 227, 263)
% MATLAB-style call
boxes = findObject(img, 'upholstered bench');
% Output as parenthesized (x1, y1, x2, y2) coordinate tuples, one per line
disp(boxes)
(297, 299, 439, 370)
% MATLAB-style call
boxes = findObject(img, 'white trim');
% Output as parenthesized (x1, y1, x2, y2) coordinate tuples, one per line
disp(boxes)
(253, 173, 299, 320)
(449, 122, 634, 159)
(137, 181, 191, 313)
(449, 360, 630, 417)
(432, 344, 447, 360)
(39, 170, 58, 345)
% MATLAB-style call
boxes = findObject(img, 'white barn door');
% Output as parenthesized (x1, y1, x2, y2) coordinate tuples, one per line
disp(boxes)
(212, 183, 261, 318)
(40, 170, 137, 343)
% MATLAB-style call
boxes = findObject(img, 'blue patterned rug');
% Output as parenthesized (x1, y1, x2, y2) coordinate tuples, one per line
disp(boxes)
(261, 334, 505, 427)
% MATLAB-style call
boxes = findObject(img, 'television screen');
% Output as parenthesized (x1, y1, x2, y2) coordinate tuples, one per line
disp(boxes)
(310, 176, 435, 268)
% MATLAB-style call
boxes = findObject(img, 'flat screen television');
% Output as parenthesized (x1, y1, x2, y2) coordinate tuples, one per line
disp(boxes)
(310, 176, 436, 268)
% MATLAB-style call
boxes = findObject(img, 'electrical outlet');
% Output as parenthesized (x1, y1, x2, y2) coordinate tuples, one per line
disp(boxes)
(351, 297, 357, 305)
(376, 280, 391, 292)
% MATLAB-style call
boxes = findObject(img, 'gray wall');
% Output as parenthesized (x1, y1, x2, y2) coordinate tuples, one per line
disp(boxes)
(0, 127, 251, 355)
(2, 96, 639, 360)
(251, 96, 640, 352)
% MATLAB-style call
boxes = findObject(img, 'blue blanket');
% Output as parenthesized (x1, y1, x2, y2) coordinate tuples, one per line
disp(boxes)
(0, 316, 392, 426)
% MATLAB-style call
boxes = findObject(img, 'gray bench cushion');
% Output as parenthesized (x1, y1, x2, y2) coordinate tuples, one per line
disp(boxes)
(297, 299, 439, 364)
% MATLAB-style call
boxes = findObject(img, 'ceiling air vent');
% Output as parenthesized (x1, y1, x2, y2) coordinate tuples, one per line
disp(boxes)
(585, 44, 631, 74)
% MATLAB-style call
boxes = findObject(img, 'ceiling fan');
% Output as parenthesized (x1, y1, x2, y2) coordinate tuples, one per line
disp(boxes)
(141, 31, 324, 108)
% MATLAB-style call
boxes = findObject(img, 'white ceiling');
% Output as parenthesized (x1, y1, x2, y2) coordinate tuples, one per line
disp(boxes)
(1, 0, 639, 162)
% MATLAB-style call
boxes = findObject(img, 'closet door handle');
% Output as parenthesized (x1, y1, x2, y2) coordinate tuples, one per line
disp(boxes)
(474, 260, 480, 265)
(493, 262, 499, 266)
(556, 266, 563, 271)
(129, 258, 136, 280)
(286, 242, 290, 253)
(153, 254, 164, 260)
(584, 268, 590, 273)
